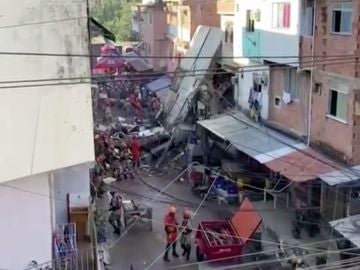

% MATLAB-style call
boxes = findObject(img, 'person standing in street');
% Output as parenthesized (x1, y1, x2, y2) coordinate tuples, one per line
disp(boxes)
(163, 205, 179, 262)
(109, 192, 124, 235)
(180, 208, 192, 261)
(130, 135, 141, 168)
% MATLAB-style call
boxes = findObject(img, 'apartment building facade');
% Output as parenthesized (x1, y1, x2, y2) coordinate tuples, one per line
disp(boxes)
(164, 0, 220, 70)
(132, 0, 169, 70)
(132, 0, 221, 71)
(0, 0, 94, 268)
(310, 0, 360, 165)
(233, 0, 314, 139)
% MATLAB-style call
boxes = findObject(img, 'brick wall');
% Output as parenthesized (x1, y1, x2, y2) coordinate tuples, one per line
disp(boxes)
(310, 0, 360, 164)
(268, 68, 310, 137)
(314, 0, 357, 77)
(310, 71, 354, 164)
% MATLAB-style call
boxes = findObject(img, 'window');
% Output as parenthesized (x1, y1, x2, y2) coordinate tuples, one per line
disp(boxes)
(331, 2, 352, 34)
(284, 68, 299, 99)
(329, 89, 347, 121)
(272, 2, 291, 28)
(300, 0, 314, 36)
(246, 10, 255, 32)
(224, 22, 234, 43)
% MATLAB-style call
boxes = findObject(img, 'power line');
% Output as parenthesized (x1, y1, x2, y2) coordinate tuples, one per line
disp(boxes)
(0, 16, 88, 30)
(0, 54, 356, 86)
(0, 48, 358, 59)
(0, 58, 357, 90)
(144, 171, 217, 270)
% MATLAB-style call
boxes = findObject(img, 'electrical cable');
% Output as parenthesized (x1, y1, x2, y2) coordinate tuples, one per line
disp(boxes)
(107, 161, 201, 249)
(0, 48, 358, 59)
(0, 16, 88, 30)
(0, 58, 357, 90)
(143, 170, 218, 270)
(0, 55, 356, 87)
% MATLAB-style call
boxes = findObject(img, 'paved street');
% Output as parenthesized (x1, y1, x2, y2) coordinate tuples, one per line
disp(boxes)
(99, 168, 247, 270)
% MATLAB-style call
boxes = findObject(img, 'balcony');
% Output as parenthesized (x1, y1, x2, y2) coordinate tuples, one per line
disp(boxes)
(217, 0, 235, 14)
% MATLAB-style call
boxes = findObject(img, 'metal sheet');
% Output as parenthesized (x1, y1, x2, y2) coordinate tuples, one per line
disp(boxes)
(265, 148, 335, 182)
(319, 165, 360, 186)
(197, 112, 304, 164)
(146, 77, 171, 93)
(330, 214, 360, 248)
(122, 51, 152, 72)
(165, 26, 223, 127)
(231, 198, 262, 246)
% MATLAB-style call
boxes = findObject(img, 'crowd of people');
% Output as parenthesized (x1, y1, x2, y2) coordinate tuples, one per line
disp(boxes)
(96, 76, 161, 125)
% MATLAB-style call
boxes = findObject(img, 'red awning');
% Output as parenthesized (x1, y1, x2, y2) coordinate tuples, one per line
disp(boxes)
(264, 147, 335, 182)
(231, 198, 262, 245)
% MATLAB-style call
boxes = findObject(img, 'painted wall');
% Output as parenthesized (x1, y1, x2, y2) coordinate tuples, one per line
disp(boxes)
(0, 0, 94, 183)
(234, 0, 300, 65)
(220, 15, 234, 58)
(0, 174, 53, 269)
(268, 69, 310, 136)
(53, 164, 91, 225)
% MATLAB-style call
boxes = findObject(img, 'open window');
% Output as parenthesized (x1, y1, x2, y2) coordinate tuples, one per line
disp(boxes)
(331, 2, 352, 34)
(329, 89, 347, 121)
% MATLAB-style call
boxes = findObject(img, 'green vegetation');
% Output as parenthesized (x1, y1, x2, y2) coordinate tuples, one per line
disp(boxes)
(91, 0, 138, 41)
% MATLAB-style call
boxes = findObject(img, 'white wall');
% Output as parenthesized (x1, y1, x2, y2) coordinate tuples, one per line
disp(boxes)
(234, 0, 300, 65)
(0, 174, 53, 269)
(53, 164, 91, 225)
(0, 0, 94, 183)
(220, 15, 234, 58)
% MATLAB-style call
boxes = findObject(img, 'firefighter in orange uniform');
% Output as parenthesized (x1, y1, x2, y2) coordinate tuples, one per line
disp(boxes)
(163, 205, 179, 262)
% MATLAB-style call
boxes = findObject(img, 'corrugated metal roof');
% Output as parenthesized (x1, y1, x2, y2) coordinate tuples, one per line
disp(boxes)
(264, 148, 335, 182)
(197, 112, 305, 164)
(319, 165, 360, 186)
(329, 214, 360, 248)
(146, 77, 171, 92)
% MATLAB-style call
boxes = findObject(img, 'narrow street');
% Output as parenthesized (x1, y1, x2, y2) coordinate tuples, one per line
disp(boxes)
(99, 169, 239, 270)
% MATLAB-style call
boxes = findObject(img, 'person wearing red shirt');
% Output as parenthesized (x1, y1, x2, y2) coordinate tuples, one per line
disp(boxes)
(130, 136, 141, 168)
(129, 91, 142, 120)
(163, 206, 179, 262)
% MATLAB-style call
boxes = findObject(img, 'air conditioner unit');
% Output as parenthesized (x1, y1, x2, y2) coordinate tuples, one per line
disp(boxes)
(231, 76, 238, 85)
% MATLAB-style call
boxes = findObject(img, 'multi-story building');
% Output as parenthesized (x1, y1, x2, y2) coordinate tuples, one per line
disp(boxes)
(132, 0, 169, 70)
(310, 0, 360, 165)
(164, 0, 220, 70)
(0, 0, 94, 268)
(234, 0, 313, 139)
(132, 0, 221, 71)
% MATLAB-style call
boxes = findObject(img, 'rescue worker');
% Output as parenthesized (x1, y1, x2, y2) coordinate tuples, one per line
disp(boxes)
(163, 205, 179, 262)
(109, 192, 124, 235)
(180, 208, 192, 261)
(130, 135, 141, 168)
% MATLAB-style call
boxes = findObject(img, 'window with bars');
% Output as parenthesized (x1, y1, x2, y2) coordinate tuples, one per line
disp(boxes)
(272, 2, 291, 28)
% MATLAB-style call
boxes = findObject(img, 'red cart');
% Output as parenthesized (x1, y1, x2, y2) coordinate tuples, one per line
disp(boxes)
(195, 198, 262, 262)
